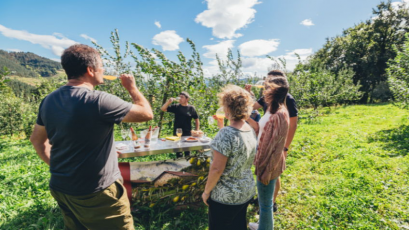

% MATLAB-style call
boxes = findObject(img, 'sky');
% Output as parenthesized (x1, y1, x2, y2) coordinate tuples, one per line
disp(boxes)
(0, 0, 405, 77)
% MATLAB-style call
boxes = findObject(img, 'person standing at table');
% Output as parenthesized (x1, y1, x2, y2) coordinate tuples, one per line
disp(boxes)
(30, 44, 153, 230)
(245, 69, 298, 213)
(161, 92, 200, 158)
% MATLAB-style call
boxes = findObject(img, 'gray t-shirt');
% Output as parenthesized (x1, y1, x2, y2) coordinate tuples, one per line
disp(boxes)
(36, 86, 132, 196)
(210, 126, 257, 205)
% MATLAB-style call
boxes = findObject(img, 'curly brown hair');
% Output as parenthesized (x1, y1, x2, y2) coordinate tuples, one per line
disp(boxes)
(218, 85, 253, 121)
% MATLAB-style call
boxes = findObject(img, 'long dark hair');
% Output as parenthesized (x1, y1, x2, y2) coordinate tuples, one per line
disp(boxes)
(264, 77, 289, 114)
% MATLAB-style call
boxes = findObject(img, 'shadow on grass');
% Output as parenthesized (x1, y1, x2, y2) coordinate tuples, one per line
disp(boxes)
(1, 204, 208, 230)
(0, 206, 64, 230)
(133, 199, 258, 230)
(133, 204, 208, 230)
(368, 125, 409, 157)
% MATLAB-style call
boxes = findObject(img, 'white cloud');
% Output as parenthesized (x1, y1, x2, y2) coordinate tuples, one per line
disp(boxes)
(202, 40, 235, 59)
(203, 48, 313, 77)
(0, 24, 77, 56)
(269, 48, 313, 71)
(6, 48, 22, 52)
(195, 0, 260, 39)
(155, 21, 162, 29)
(80, 34, 97, 43)
(392, 0, 409, 9)
(210, 38, 214, 40)
(239, 39, 280, 57)
(300, 19, 314, 27)
(152, 30, 184, 51)
(241, 48, 313, 74)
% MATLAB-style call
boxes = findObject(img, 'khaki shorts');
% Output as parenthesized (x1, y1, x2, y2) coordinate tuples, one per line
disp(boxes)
(50, 180, 134, 230)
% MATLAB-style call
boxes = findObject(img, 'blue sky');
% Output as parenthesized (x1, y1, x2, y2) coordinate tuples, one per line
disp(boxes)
(0, 0, 403, 76)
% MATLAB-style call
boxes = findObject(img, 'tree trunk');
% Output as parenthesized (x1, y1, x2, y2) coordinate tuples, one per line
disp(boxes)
(158, 77, 171, 137)
(359, 92, 369, 104)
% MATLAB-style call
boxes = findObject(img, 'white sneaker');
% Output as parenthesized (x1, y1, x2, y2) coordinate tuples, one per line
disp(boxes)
(249, 222, 259, 230)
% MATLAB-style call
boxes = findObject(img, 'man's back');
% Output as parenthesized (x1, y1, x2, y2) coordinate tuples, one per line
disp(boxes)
(37, 85, 131, 195)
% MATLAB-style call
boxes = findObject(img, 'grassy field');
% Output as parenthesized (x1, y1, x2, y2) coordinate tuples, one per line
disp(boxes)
(0, 103, 408, 229)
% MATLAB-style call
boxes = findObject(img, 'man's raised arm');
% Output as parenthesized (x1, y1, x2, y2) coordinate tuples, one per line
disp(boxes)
(120, 74, 153, 123)
(160, 98, 175, 112)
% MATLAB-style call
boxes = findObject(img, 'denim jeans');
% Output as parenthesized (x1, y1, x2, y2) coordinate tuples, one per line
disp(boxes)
(257, 178, 277, 230)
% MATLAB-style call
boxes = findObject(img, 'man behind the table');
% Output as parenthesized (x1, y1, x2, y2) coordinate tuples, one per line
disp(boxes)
(30, 44, 153, 230)
(161, 92, 200, 158)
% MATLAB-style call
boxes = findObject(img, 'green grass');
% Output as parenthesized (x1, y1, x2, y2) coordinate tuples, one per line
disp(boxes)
(270, 103, 409, 229)
(1, 103, 408, 229)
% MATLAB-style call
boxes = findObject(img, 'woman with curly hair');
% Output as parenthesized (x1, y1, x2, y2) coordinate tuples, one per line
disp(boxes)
(248, 77, 290, 230)
(202, 85, 257, 230)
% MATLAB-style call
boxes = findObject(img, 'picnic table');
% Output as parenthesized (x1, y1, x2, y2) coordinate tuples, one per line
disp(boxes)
(116, 136, 211, 158)
(115, 136, 212, 205)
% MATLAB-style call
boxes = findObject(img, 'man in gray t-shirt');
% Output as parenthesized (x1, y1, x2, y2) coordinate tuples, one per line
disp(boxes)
(30, 44, 153, 230)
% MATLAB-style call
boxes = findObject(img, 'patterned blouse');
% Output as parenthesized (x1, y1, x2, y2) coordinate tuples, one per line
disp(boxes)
(210, 126, 257, 205)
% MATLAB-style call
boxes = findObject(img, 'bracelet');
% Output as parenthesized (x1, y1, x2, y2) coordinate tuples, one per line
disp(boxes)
(203, 192, 210, 196)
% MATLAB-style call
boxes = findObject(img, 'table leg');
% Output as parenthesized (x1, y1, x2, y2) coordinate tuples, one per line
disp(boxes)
(118, 162, 133, 205)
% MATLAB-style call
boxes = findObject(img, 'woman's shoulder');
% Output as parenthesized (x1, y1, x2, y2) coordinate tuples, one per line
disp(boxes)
(220, 126, 241, 135)
(267, 108, 289, 122)
(214, 127, 235, 138)
(278, 107, 289, 115)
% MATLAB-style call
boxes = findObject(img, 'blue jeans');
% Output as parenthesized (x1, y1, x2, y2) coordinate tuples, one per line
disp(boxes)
(257, 178, 277, 230)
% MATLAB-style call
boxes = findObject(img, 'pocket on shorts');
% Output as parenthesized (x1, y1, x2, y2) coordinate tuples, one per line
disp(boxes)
(104, 180, 124, 201)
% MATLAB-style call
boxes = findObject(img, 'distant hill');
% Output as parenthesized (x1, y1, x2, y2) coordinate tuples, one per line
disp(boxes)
(0, 50, 62, 77)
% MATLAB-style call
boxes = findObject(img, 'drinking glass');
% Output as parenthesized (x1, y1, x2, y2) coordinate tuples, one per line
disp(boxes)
(138, 133, 145, 145)
(176, 128, 182, 146)
(103, 75, 118, 80)
(252, 80, 265, 89)
(207, 116, 215, 125)
(103, 69, 119, 81)
(128, 130, 133, 141)
(215, 107, 225, 119)
(121, 129, 128, 141)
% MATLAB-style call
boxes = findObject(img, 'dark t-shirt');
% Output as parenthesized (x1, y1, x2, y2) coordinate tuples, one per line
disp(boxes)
(257, 94, 298, 117)
(36, 86, 132, 196)
(167, 104, 199, 136)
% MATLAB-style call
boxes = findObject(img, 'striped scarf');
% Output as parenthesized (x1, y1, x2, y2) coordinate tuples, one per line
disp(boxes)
(254, 107, 289, 185)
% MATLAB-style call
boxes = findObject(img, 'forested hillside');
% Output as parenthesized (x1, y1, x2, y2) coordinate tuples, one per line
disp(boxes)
(0, 50, 62, 78)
